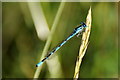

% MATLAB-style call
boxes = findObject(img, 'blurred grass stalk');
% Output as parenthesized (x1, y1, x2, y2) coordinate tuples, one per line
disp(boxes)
(28, 2, 50, 41)
(74, 7, 92, 78)
(30, 1, 66, 78)
(0, 2, 2, 79)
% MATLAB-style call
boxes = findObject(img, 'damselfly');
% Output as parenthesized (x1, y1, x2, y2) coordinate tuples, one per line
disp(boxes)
(36, 22, 87, 67)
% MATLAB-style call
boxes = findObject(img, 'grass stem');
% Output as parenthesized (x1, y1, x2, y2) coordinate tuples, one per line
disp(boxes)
(33, 1, 65, 78)
(73, 7, 92, 78)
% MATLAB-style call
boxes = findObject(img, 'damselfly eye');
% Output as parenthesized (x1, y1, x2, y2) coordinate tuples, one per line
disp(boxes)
(80, 22, 86, 27)
(80, 22, 84, 25)
(83, 24, 86, 27)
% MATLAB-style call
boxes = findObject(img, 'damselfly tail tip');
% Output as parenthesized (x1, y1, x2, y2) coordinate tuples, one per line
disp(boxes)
(36, 61, 43, 67)
(36, 64, 38, 67)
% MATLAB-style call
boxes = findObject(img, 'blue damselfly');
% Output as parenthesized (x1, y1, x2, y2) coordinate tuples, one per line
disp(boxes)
(36, 22, 87, 67)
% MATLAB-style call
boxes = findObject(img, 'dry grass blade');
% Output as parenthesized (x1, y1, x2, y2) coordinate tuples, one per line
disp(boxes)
(33, 1, 65, 78)
(28, 2, 50, 41)
(73, 7, 92, 78)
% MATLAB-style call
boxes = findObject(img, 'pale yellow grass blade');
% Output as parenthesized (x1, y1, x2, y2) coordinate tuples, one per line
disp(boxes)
(74, 7, 92, 78)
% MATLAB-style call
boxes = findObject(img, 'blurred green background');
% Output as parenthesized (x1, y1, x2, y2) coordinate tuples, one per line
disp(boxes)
(2, 2, 118, 78)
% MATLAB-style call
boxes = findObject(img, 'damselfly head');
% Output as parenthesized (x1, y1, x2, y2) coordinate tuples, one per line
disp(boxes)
(80, 22, 87, 27)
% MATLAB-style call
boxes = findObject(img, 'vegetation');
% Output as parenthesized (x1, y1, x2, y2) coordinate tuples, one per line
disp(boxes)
(2, 2, 118, 78)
